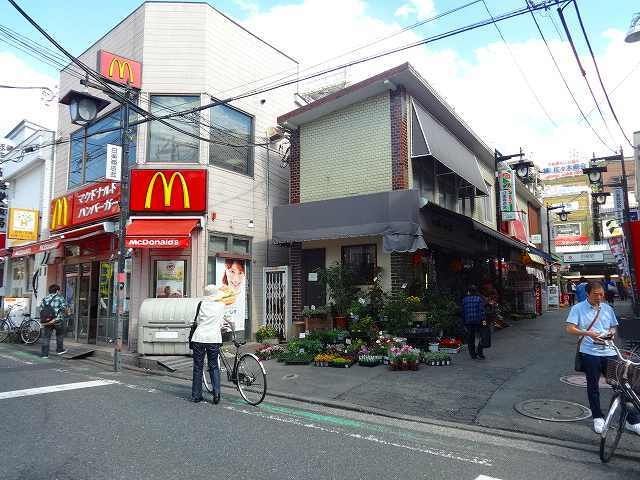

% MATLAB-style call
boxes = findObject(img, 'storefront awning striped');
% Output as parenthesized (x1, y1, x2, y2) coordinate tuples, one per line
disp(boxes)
(125, 218, 200, 249)
(11, 240, 62, 258)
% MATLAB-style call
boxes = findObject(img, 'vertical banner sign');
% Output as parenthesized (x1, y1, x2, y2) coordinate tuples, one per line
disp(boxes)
(613, 187, 625, 223)
(106, 144, 122, 181)
(498, 166, 517, 221)
(215, 258, 247, 332)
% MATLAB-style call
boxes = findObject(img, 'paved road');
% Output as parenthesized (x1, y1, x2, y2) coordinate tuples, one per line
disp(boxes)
(0, 344, 637, 480)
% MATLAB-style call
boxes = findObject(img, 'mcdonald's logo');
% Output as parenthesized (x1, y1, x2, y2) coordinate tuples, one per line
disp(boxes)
(108, 59, 134, 85)
(50, 197, 70, 230)
(98, 50, 142, 89)
(145, 172, 190, 209)
(130, 169, 207, 213)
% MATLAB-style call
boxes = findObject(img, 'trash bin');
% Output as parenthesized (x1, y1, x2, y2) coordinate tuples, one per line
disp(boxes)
(138, 298, 200, 355)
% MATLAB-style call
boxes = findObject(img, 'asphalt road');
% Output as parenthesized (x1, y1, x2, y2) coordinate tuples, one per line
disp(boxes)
(0, 344, 638, 480)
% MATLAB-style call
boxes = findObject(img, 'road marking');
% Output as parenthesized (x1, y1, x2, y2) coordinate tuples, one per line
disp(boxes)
(0, 353, 33, 365)
(224, 405, 493, 466)
(475, 476, 503, 480)
(0, 380, 118, 400)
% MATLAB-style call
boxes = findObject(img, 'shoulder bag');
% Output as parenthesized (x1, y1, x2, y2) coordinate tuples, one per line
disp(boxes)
(188, 301, 203, 351)
(574, 308, 601, 372)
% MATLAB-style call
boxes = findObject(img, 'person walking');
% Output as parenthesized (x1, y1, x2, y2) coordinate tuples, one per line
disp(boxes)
(40, 284, 69, 358)
(566, 280, 640, 434)
(190, 284, 228, 404)
(604, 276, 617, 305)
(575, 276, 588, 303)
(567, 281, 576, 306)
(462, 286, 487, 360)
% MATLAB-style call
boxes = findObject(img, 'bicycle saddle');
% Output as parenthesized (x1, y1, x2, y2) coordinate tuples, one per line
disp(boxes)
(233, 340, 247, 347)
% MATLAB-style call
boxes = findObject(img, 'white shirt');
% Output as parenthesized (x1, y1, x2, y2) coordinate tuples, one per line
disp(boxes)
(191, 297, 226, 344)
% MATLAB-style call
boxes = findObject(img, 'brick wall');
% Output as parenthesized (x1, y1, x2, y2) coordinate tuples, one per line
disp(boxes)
(390, 252, 413, 291)
(390, 86, 409, 190)
(289, 129, 300, 204)
(289, 242, 303, 324)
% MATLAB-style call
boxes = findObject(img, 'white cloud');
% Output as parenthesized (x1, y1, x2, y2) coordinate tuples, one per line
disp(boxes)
(240, 0, 640, 167)
(0, 51, 58, 137)
(395, 0, 436, 21)
(233, 0, 260, 17)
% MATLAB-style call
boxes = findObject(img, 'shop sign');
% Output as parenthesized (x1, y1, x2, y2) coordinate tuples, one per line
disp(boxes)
(613, 187, 625, 223)
(498, 166, 516, 221)
(548, 285, 560, 307)
(155, 260, 186, 298)
(129, 169, 207, 213)
(8, 208, 39, 241)
(98, 50, 142, 89)
(563, 252, 604, 263)
(215, 257, 246, 332)
(11, 240, 61, 257)
(125, 237, 190, 249)
(105, 144, 122, 181)
(50, 181, 120, 232)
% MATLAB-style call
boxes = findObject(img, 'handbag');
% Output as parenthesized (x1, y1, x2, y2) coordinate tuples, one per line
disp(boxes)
(574, 308, 601, 372)
(188, 301, 203, 350)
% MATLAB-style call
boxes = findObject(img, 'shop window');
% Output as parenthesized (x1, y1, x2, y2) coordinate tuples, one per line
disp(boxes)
(232, 238, 250, 254)
(210, 103, 254, 175)
(68, 108, 137, 188)
(207, 233, 252, 285)
(209, 236, 228, 252)
(148, 95, 200, 163)
(341, 244, 376, 285)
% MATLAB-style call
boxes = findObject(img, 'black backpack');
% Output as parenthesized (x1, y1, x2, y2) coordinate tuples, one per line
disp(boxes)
(40, 297, 57, 324)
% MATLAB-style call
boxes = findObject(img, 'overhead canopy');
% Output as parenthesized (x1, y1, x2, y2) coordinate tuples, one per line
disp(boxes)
(273, 189, 427, 253)
(11, 240, 62, 258)
(411, 99, 489, 196)
(125, 219, 199, 249)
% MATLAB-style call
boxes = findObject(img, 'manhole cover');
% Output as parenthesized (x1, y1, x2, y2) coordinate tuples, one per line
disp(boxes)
(560, 374, 611, 389)
(514, 399, 591, 422)
(283, 374, 298, 380)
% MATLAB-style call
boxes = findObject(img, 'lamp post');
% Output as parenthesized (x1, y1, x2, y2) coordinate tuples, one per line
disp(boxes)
(60, 86, 133, 372)
(545, 204, 569, 255)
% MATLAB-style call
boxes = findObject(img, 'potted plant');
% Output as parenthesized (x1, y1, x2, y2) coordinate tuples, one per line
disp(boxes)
(319, 262, 359, 330)
(406, 295, 427, 325)
(255, 325, 280, 345)
(423, 290, 459, 338)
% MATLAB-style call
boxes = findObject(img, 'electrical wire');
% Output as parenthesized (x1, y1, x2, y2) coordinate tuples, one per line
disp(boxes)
(570, 0, 634, 149)
(481, 0, 558, 128)
(525, 1, 615, 153)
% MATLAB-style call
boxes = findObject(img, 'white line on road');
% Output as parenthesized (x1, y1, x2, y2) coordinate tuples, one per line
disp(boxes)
(0, 380, 118, 400)
(475, 476, 503, 480)
(0, 353, 33, 365)
(224, 405, 493, 466)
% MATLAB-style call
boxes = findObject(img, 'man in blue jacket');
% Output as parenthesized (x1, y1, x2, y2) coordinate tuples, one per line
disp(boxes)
(575, 277, 588, 303)
(462, 286, 486, 360)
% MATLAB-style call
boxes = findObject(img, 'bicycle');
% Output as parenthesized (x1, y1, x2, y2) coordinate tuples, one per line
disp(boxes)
(599, 339, 640, 463)
(202, 329, 267, 406)
(0, 306, 42, 345)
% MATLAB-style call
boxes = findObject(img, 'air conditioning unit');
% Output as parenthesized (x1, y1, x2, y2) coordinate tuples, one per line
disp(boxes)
(266, 126, 283, 142)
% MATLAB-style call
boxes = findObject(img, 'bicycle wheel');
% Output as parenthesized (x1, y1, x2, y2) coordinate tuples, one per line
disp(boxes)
(202, 357, 213, 393)
(20, 320, 41, 344)
(0, 319, 10, 343)
(600, 394, 628, 463)
(236, 353, 267, 406)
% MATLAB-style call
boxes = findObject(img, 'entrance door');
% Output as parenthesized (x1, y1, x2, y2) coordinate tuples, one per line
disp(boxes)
(96, 261, 115, 343)
(77, 263, 91, 341)
(64, 265, 79, 340)
(302, 249, 326, 308)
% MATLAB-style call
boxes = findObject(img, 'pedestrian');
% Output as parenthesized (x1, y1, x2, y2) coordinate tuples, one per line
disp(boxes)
(189, 284, 229, 405)
(566, 280, 640, 434)
(617, 280, 627, 301)
(462, 285, 487, 360)
(603, 276, 617, 305)
(574, 276, 588, 303)
(568, 281, 576, 306)
(40, 284, 69, 358)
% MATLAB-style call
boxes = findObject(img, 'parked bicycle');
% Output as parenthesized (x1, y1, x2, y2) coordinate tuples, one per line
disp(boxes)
(202, 329, 267, 406)
(0, 306, 41, 345)
(599, 339, 640, 463)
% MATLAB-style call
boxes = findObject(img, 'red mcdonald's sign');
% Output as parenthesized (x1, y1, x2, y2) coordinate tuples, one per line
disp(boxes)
(98, 50, 142, 89)
(50, 181, 121, 232)
(129, 169, 207, 213)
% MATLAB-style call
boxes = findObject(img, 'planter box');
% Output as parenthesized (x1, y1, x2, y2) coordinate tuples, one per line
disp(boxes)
(439, 346, 463, 354)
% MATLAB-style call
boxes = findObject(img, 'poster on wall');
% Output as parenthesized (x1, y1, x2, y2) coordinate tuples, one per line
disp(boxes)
(155, 260, 186, 298)
(215, 257, 246, 332)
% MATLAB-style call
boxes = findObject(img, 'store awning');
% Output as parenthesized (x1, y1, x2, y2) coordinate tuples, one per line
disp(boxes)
(125, 219, 199, 249)
(0, 248, 11, 257)
(527, 246, 557, 264)
(411, 99, 489, 195)
(273, 189, 427, 253)
(471, 220, 529, 251)
(11, 240, 62, 258)
(50, 221, 116, 242)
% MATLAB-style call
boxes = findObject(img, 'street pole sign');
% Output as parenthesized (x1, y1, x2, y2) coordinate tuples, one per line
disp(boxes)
(106, 144, 122, 181)
(498, 166, 517, 221)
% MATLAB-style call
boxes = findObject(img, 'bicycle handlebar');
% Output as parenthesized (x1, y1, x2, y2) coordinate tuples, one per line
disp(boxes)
(603, 339, 640, 367)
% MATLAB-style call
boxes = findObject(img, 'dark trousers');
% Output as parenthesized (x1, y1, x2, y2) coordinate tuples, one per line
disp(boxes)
(582, 353, 640, 423)
(41, 323, 64, 356)
(466, 324, 484, 358)
(191, 342, 221, 401)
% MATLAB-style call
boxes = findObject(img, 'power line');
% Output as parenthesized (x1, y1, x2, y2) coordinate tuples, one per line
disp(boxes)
(524, 1, 615, 153)
(570, 0, 634, 149)
(481, 0, 558, 128)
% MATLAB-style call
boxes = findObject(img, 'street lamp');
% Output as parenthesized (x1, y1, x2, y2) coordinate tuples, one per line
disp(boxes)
(558, 210, 568, 222)
(625, 12, 640, 43)
(514, 160, 535, 182)
(59, 90, 109, 125)
(592, 191, 610, 205)
(582, 166, 607, 184)
(545, 203, 568, 255)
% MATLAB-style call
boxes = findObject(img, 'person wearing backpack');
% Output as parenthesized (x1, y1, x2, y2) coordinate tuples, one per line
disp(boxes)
(40, 284, 69, 358)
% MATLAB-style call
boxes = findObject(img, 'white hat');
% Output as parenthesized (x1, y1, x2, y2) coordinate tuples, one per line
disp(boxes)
(204, 284, 219, 297)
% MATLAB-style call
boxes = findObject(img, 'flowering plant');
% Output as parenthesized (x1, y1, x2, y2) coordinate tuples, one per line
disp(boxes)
(255, 344, 285, 360)
(405, 296, 425, 312)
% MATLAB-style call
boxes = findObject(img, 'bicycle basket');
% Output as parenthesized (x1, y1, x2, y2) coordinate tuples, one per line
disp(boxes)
(606, 351, 640, 391)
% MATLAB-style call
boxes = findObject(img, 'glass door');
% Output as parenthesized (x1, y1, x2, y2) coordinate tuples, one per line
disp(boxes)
(77, 263, 91, 341)
(96, 261, 115, 343)
(64, 265, 79, 340)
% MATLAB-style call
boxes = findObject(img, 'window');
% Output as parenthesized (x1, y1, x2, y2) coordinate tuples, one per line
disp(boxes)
(207, 233, 252, 285)
(148, 95, 200, 163)
(412, 157, 435, 202)
(437, 164, 458, 212)
(232, 238, 250, 254)
(210, 103, 254, 175)
(341, 244, 377, 285)
(68, 108, 137, 188)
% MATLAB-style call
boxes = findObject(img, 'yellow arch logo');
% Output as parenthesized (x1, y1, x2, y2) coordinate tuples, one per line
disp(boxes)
(108, 59, 134, 84)
(50, 197, 69, 229)
(144, 172, 191, 209)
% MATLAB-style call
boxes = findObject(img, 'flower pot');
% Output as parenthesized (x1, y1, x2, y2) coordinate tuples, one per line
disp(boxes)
(334, 315, 348, 329)
(428, 343, 439, 352)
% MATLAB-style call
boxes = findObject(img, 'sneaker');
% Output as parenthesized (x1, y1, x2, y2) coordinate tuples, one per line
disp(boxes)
(594, 418, 605, 434)
(41, 355, 48, 359)
(625, 421, 640, 435)
(56, 350, 68, 355)
(477, 353, 486, 360)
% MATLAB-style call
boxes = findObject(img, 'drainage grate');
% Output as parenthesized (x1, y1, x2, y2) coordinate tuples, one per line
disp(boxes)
(514, 399, 591, 422)
(560, 374, 611, 389)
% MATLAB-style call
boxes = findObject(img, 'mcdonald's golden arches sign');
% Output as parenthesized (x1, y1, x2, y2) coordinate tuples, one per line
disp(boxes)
(98, 50, 142, 89)
(129, 169, 207, 213)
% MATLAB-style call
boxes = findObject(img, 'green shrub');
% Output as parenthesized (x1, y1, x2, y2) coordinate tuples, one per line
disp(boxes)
(255, 325, 280, 343)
